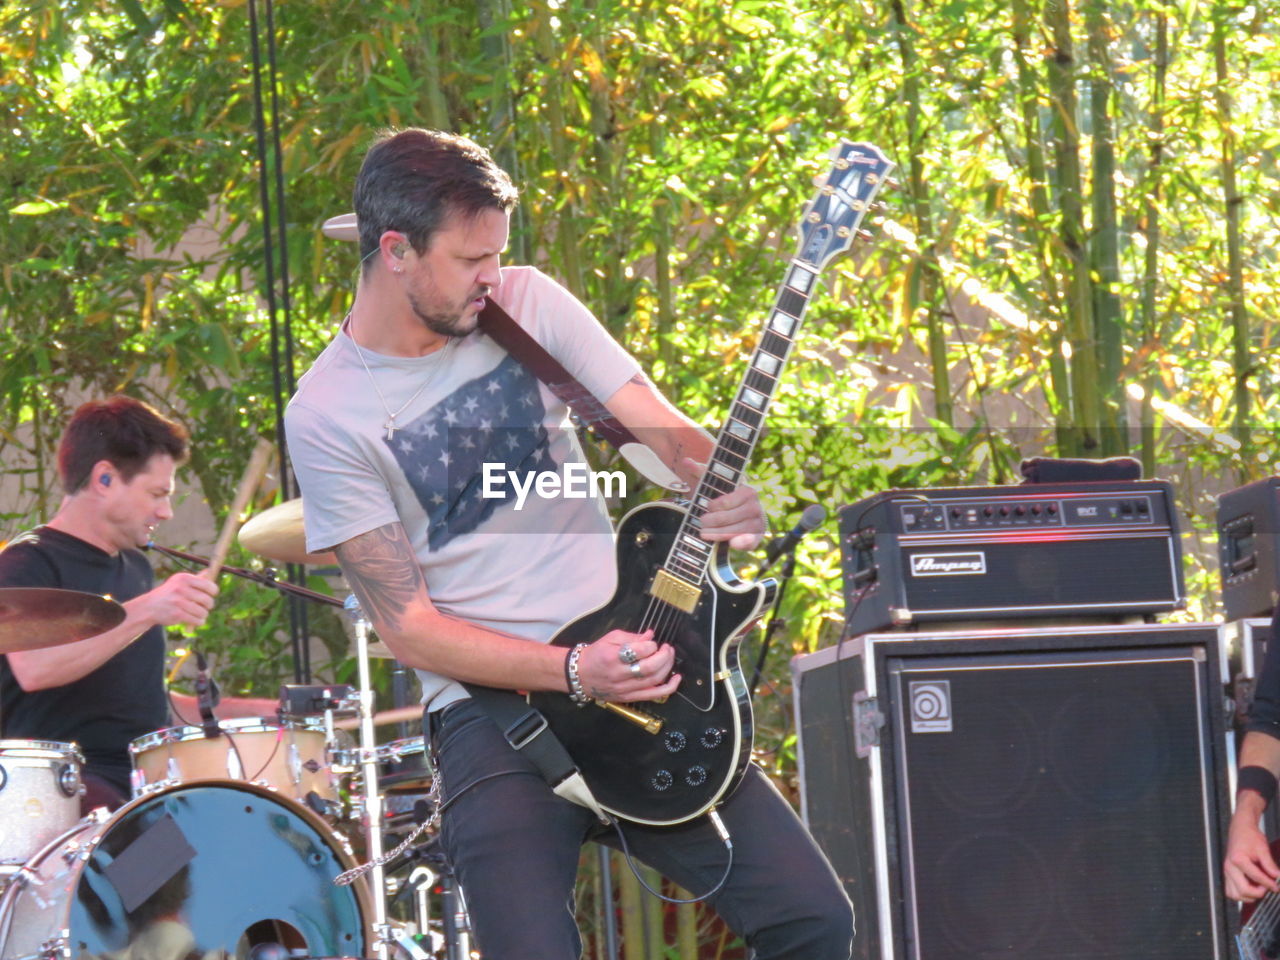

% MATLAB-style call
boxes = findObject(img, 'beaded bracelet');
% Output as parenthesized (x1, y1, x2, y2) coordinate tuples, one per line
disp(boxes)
(565, 643, 590, 705)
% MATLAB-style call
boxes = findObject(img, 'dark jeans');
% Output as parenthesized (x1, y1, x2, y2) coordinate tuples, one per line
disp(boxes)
(428, 699, 854, 960)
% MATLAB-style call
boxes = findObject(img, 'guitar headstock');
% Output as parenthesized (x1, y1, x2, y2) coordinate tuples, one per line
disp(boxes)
(796, 141, 894, 270)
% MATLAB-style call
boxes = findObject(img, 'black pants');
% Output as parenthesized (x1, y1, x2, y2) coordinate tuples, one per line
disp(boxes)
(428, 699, 854, 960)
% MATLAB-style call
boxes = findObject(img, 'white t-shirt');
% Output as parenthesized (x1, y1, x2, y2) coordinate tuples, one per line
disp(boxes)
(286, 266, 641, 710)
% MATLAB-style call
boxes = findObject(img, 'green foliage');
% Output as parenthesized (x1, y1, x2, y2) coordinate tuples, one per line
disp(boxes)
(3, 1, 1280, 949)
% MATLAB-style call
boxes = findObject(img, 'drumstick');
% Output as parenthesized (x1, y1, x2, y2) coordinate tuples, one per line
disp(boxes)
(202, 438, 276, 582)
(334, 705, 424, 730)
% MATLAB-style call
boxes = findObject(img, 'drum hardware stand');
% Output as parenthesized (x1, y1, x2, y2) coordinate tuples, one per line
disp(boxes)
(339, 595, 395, 960)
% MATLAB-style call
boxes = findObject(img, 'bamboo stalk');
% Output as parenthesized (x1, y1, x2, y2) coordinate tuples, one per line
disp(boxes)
(619, 858, 644, 960)
(1085, 0, 1126, 454)
(1044, 0, 1102, 452)
(1011, 0, 1073, 454)
(533, 0, 586, 297)
(890, 0, 951, 428)
(1139, 3, 1169, 477)
(1212, 2, 1251, 451)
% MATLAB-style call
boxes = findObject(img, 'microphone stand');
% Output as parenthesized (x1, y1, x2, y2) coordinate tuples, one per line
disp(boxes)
(748, 546, 799, 699)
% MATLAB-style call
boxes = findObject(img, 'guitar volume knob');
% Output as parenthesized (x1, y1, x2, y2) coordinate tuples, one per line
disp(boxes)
(651, 769, 674, 792)
(685, 765, 708, 786)
(664, 731, 687, 753)
(700, 728, 724, 749)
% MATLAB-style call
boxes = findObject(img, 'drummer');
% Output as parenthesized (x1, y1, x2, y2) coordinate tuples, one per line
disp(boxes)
(0, 396, 278, 813)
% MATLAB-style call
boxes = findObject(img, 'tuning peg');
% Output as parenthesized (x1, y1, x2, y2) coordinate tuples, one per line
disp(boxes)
(857, 229, 875, 242)
(885, 177, 902, 190)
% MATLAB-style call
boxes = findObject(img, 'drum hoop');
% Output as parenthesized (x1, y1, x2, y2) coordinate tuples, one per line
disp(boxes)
(0, 740, 85, 764)
(129, 716, 327, 754)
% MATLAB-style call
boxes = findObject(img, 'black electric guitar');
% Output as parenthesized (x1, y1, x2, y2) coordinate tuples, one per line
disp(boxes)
(1240, 840, 1280, 959)
(527, 141, 895, 825)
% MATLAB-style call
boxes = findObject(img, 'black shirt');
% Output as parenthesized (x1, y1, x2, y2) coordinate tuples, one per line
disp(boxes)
(0, 526, 167, 792)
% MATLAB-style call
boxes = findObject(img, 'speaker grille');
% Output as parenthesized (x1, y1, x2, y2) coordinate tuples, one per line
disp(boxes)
(891, 650, 1221, 960)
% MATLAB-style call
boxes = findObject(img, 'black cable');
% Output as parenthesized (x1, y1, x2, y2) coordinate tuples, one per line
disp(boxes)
(608, 814, 734, 905)
(246, 0, 307, 682)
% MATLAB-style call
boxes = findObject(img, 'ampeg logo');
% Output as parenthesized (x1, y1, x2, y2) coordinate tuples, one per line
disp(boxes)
(909, 552, 987, 576)
(909, 680, 952, 733)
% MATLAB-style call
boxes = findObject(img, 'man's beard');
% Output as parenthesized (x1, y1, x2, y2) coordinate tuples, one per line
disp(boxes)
(408, 288, 487, 339)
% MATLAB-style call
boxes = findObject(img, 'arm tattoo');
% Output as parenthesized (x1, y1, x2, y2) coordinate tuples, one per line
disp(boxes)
(628, 373, 648, 387)
(335, 523, 424, 633)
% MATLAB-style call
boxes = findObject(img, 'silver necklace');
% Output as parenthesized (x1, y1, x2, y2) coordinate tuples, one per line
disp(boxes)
(347, 312, 455, 440)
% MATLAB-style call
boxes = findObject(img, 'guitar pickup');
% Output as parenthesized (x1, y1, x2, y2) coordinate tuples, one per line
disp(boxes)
(650, 569, 700, 613)
(596, 700, 663, 735)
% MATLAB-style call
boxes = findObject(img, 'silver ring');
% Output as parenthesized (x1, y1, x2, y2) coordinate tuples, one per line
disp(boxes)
(628, 662, 643, 678)
(619, 644, 640, 665)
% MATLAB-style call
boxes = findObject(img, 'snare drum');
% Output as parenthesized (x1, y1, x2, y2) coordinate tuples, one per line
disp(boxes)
(0, 780, 369, 960)
(0, 740, 82, 865)
(129, 717, 336, 803)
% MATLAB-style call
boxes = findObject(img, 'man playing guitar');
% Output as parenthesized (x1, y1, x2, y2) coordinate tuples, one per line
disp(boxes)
(285, 128, 853, 959)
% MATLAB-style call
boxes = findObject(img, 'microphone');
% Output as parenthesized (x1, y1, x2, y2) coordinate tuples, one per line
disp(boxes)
(195, 652, 222, 739)
(759, 504, 827, 572)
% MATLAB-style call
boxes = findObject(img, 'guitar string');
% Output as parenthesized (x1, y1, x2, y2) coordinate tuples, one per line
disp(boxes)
(1244, 889, 1280, 953)
(1249, 890, 1280, 935)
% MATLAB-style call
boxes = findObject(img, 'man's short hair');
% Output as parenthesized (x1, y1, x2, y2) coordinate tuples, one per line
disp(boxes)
(353, 128, 519, 268)
(58, 396, 189, 494)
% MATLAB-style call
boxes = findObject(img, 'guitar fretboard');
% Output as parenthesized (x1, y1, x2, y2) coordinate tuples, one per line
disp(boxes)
(661, 261, 819, 586)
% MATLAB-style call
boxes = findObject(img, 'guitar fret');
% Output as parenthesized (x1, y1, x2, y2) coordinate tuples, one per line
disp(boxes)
(668, 556, 703, 579)
(752, 352, 782, 376)
(680, 530, 710, 548)
(710, 461, 737, 481)
(760, 330, 793, 358)
(740, 387, 766, 410)
(787, 264, 816, 292)
(702, 475, 735, 496)
(745, 369, 777, 396)
(769, 311, 796, 337)
(776, 286, 807, 319)
(719, 434, 752, 460)
(726, 418, 753, 440)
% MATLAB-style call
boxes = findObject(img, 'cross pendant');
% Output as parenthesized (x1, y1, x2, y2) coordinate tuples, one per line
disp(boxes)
(384, 420, 397, 441)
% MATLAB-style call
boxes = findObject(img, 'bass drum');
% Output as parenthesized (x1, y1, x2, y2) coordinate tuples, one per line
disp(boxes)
(0, 780, 369, 960)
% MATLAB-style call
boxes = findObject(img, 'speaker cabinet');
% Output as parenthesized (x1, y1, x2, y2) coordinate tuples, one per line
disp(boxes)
(793, 624, 1234, 960)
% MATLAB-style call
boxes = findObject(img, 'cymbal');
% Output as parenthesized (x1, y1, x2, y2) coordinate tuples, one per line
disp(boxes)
(238, 499, 337, 567)
(0, 588, 126, 653)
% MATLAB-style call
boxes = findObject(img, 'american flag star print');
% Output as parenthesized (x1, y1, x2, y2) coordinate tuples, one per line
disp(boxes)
(385, 354, 557, 550)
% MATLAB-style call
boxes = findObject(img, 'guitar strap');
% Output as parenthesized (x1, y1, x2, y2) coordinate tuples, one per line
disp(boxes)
(477, 299, 685, 491)
(460, 681, 608, 822)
